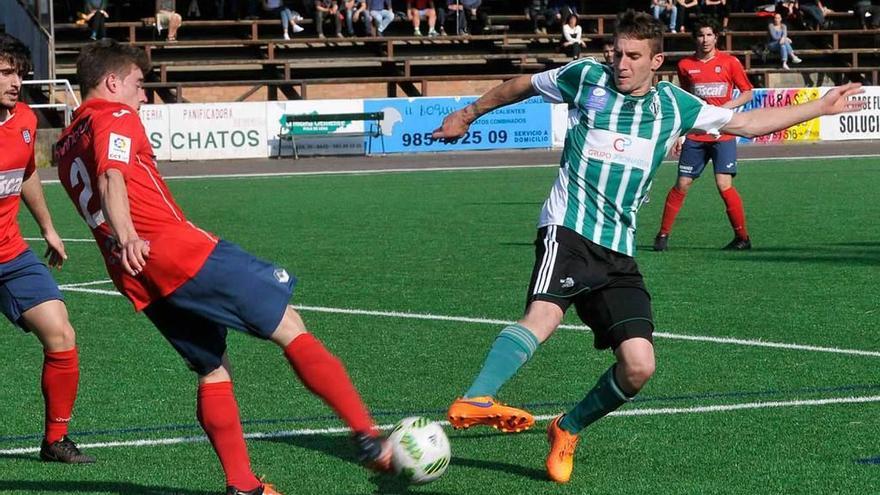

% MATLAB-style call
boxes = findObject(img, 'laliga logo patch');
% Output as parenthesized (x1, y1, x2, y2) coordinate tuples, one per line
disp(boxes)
(274, 268, 290, 284)
(21, 129, 31, 144)
(585, 86, 609, 111)
(108, 132, 132, 163)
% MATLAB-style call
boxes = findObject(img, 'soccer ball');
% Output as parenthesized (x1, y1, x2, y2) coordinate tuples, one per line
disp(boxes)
(388, 416, 451, 484)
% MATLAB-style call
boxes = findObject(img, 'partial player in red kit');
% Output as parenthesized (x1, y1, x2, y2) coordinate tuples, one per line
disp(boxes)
(0, 34, 94, 465)
(54, 39, 389, 495)
(654, 16, 755, 251)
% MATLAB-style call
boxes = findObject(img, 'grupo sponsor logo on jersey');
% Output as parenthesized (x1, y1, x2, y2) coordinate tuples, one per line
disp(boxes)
(693, 82, 728, 99)
(0, 168, 26, 198)
(584, 129, 653, 171)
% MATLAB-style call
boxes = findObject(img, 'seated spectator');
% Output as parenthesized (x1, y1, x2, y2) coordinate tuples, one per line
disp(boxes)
(602, 40, 614, 65)
(187, 0, 202, 17)
(798, 0, 827, 29)
(774, 0, 801, 25)
(560, 13, 586, 59)
(263, 0, 304, 40)
(81, 0, 109, 40)
(768, 11, 802, 69)
(156, 0, 183, 41)
(527, 0, 555, 34)
(314, 0, 343, 38)
(854, 0, 880, 28)
(440, 0, 487, 35)
(365, 0, 394, 36)
(342, 0, 369, 36)
(652, 0, 678, 32)
(701, 0, 729, 31)
(676, 0, 699, 32)
(407, 0, 439, 36)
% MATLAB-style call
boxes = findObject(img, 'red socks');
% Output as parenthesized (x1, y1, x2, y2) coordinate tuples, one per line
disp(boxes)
(42, 348, 80, 444)
(720, 187, 749, 239)
(659, 187, 687, 235)
(197, 381, 261, 492)
(284, 333, 377, 436)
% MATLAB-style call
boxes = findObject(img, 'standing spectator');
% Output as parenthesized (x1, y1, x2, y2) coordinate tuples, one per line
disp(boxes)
(560, 13, 585, 58)
(602, 39, 614, 64)
(156, 0, 183, 41)
(526, 0, 555, 34)
(676, 0, 700, 32)
(342, 0, 369, 36)
(855, 0, 880, 28)
(263, 0, 305, 39)
(315, 0, 343, 38)
(366, 0, 394, 35)
(82, 0, 109, 40)
(768, 11, 802, 68)
(798, 0, 827, 28)
(407, 0, 439, 36)
(652, 0, 678, 32)
(701, 0, 729, 31)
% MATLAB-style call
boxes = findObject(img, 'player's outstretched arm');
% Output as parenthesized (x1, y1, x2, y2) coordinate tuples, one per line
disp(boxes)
(20, 170, 68, 269)
(97, 169, 150, 276)
(721, 82, 866, 138)
(432, 75, 537, 140)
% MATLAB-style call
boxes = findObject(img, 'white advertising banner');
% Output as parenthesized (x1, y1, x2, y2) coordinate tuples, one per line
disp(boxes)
(139, 104, 171, 161)
(820, 85, 880, 141)
(266, 99, 366, 157)
(166, 102, 267, 160)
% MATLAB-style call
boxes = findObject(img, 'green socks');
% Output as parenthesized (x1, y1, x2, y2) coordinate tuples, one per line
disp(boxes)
(464, 324, 539, 398)
(559, 365, 632, 434)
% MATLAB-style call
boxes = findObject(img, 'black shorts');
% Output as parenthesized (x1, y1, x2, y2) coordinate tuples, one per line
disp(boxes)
(526, 225, 654, 350)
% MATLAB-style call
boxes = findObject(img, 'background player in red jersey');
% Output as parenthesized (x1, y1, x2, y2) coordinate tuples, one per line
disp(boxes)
(0, 34, 94, 464)
(654, 16, 755, 251)
(55, 40, 389, 495)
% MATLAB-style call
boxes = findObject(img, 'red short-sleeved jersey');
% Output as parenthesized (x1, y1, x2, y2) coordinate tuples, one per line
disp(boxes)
(410, 0, 433, 9)
(55, 99, 218, 311)
(677, 51, 753, 142)
(0, 102, 36, 263)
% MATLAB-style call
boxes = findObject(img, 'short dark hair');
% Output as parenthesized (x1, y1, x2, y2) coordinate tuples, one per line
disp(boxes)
(0, 33, 32, 77)
(692, 15, 721, 38)
(614, 10, 664, 55)
(76, 39, 151, 98)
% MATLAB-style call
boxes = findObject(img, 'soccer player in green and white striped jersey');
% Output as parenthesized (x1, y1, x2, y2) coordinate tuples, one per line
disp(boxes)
(436, 10, 866, 484)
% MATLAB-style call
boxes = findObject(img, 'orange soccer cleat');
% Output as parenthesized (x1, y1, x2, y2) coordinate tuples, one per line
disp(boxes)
(545, 415, 580, 484)
(446, 396, 534, 433)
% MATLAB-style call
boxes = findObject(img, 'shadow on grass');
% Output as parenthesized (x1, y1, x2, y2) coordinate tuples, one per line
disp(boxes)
(0, 480, 214, 494)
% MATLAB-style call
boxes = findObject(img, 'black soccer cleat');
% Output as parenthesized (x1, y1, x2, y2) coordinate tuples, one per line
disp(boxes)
(353, 432, 392, 472)
(39, 436, 95, 464)
(653, 233, 669, 251)
(227, 483, 281, 495)
(722, 237, 752, 250)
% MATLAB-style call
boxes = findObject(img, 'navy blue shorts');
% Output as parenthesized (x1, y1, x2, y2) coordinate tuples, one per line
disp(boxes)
(677, 138, 738, 178)
(0, 248, 64, 329)
(143, 240, 297, 375)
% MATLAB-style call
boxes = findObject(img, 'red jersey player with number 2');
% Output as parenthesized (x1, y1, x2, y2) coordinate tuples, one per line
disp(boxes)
(55, 39, 390, 495)
(654, 16, 755, 251)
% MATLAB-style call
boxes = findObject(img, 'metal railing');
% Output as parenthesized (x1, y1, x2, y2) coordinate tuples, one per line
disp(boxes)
(22, 79, 79, 126)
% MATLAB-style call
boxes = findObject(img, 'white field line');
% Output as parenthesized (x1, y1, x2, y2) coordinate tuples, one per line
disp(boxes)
(37, 153, 880, 184)
(57, 281, 880, 358)
(2, 395, 879, 455)
(24, 237, 93, 242)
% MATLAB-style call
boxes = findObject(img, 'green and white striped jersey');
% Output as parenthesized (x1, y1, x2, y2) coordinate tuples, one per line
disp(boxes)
(531, 58, 735, 256)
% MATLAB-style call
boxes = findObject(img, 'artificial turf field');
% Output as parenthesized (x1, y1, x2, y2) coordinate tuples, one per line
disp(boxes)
(0, 156, 878, 494)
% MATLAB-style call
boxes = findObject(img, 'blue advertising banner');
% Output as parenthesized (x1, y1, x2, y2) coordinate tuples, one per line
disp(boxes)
(363, 96, 553, 153)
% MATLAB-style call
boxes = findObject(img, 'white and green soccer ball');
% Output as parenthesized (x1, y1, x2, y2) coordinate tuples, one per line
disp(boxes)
(388, 416, 451, 484)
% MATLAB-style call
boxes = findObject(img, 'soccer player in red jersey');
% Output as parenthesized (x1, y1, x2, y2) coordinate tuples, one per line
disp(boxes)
(654, 16, 755, 251)
(0, 34, 94, 464)
(54, 40, 388, 495)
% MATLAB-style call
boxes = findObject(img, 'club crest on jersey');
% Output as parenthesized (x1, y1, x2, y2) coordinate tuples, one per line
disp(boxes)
(585, 86, 609, 111)
(108, 132, 132, 163)
(21, 129, 31, 144)
(714, 66, 722, 73)
(274, 268, 290, 284)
